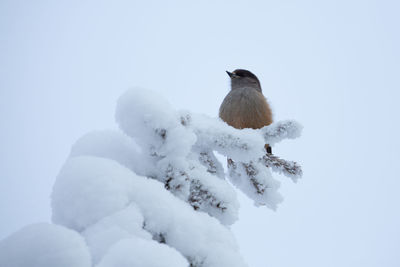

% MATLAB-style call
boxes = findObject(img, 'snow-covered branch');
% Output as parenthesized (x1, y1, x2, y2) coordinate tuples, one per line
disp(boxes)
(260, 120, 303, 146)
(180, 112, 266, 162)
(262, 154, 303, 182)
(227, 159, 283, 209)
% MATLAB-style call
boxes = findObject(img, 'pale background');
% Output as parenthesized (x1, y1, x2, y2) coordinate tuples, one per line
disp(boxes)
(1, 1, 399, 266)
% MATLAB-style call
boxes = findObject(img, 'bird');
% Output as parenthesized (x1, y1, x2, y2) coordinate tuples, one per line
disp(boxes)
(219, 69, 273, 154)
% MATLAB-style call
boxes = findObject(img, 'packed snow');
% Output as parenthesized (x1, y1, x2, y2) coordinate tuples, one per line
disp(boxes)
(53, 156, 247, 267)
(0, 223, 91, 267)
(96, 238, 188, 267)
(0, 88, 302, 267)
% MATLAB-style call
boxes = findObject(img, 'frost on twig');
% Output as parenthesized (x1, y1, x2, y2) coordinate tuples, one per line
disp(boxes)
(262, 154, 302, 182)
(196, 150, 225, 179)
(227, 159, 283, 209)
(260, 120, 303, 146)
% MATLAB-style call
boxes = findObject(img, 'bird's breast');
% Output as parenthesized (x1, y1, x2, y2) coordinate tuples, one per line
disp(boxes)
(219, 88, 273, 129)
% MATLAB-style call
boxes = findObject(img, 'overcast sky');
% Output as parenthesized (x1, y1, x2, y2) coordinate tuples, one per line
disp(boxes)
(1, 0, 399, 266)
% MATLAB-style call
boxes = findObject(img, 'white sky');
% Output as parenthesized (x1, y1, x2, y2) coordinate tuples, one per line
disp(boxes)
(1, 0, 399, 266)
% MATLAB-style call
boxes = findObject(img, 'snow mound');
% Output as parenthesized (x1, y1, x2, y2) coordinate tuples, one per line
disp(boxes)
(0, 223, 91, 267)
(83, 204, 152, 264)
(52, 156, 134, 231)
(96, 238, 188, 267)
(52, 156, 247, 267)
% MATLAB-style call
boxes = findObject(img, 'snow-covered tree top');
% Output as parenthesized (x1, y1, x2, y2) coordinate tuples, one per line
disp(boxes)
(0, 88, 302, 267)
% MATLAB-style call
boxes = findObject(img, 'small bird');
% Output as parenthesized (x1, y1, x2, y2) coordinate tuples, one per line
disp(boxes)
(219, 69, 273, 153)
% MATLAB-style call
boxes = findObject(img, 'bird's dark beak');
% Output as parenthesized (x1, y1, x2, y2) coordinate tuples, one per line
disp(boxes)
(226, 71, 233, 78)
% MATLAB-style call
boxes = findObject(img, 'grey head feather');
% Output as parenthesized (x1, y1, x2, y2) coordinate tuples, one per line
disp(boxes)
(228, 69, 262, 92)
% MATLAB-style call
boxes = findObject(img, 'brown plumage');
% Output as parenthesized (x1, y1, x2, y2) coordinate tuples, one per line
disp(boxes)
(219, 69, 273, 153)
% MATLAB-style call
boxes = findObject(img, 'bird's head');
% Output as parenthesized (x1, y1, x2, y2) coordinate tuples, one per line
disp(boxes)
(226, 69, 262, 92)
